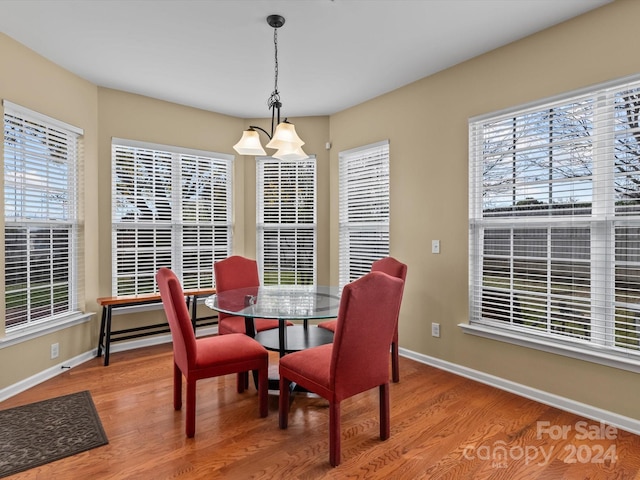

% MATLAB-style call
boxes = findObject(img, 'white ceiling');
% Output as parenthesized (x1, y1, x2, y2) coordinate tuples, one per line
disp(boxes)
(0, 0, 611, 119)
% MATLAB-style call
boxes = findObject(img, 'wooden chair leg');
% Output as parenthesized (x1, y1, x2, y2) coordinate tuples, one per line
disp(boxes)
(329, 400, 341, 467)
(380, 383, 390, 440)
(237, 372, 246, 393)
(258, 363, 268, 418)
(173, 363, 183, 410)
(279, 377, 291, 429)
(185, 379, 197, 438)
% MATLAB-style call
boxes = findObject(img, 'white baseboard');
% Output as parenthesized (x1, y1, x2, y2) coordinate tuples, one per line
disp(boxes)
(0, 350, 95, 402)
(0, 326, 218, 403)
(399, 347, 640, 436)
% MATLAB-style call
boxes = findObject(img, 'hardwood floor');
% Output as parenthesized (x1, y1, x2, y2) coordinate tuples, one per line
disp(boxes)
(2, 342, 640, 479)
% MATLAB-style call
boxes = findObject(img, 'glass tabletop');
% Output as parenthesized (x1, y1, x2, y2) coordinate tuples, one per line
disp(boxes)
(205, 285, 341, 320)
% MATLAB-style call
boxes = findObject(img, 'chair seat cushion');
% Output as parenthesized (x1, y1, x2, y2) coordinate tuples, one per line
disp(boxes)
(195, 333, 267, 368)
(219, 316, 293, 335)
(279, 343, 333, 397)
(317, 319, 337, 333)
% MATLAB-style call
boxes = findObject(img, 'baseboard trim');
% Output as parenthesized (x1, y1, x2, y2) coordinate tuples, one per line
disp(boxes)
(0, 326, 218, 402)
(399, 347, 640, 436)
(0, 350, 95, 402)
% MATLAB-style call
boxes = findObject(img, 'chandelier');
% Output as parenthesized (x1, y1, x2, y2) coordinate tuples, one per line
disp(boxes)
(233, 14, 307, 161)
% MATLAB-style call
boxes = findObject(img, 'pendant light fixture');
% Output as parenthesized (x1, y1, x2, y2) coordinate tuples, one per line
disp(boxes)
(233, 14, 307, 161)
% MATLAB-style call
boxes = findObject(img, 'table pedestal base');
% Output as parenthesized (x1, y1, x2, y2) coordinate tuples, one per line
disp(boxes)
(254, 325, 334, 356)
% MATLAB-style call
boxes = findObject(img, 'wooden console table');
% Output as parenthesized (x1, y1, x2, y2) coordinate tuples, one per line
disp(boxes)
(97, 288, 217, 366)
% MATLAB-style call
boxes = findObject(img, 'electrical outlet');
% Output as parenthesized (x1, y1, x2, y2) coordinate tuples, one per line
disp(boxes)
(431, 323, 440, 338)
(51, 342, 59, 359)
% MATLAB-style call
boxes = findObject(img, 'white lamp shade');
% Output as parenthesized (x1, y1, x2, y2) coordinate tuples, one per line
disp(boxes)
(265, 122, 305, 150)
(233, 129, 267, 156)
(272, 145, 308, 161)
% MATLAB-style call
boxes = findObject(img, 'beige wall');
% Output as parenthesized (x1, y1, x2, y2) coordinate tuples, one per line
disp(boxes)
(1, 0, 639, 422)
(0, 33, 99, 387)
(330, 0, 640, 420)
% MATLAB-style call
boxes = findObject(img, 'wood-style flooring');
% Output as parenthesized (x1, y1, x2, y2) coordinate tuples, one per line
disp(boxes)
(1, 343, 639, 479)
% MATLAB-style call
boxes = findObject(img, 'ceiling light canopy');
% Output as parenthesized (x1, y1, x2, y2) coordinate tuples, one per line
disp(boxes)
(233, 15, 307, 161)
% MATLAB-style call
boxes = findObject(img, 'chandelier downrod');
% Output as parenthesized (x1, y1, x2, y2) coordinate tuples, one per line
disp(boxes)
(267, 15, 283, 138)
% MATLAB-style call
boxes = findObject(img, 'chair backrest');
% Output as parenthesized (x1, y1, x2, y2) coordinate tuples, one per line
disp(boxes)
(371, 256, 407, 327)
(371, 256, 407, 283)
(156, 267, 197, 371)
(330, 271, 404, 400)
(214, 256, 260, 320)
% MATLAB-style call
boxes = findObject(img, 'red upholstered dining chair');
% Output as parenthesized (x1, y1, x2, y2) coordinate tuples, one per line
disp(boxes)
(318, 256, 407, 382)
(156, 267, 268, 438)
(213, 255, 292, 336)
(279, 271, 404, 467)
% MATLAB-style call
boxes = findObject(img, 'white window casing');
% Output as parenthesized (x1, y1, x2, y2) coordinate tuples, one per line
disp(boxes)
(339, 140, 390, 287)
(3, 101, 84, 332)
(112, 138, 233, 294)
(467, 75, 640, 370)
(257, 156, 317, 285)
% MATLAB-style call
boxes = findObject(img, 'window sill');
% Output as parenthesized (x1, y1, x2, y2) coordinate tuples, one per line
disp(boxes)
(0, 312, 95, 349)
(459, 322, 640, 374)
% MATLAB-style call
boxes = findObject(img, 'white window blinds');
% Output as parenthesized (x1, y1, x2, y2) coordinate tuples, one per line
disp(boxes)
(469, 75, 640, 359)
(338, 140, 390, 287)
(3, 101, 83, 330)
(112, 139, 233, 294)
(257, 156, 317, 285)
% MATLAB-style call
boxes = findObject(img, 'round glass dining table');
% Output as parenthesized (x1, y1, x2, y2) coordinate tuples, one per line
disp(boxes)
(205, 285, 341, 357)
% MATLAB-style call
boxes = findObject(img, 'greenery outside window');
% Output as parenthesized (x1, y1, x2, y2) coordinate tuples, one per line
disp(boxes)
(112, 138, 233, 294)
(468, 75, 640, 367)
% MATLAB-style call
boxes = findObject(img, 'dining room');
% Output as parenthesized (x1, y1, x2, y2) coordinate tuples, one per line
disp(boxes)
(1, 0, 640, 477)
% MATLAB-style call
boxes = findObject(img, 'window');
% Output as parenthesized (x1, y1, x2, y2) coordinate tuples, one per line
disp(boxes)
(3, 101, 83, 331)
(338, 141, 390, 287)
(112, 139, 233, 295)
(468, 76, 640, 366)
(257, 156, 316, 285)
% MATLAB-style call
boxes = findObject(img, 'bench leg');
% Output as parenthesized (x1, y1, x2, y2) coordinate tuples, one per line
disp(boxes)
(104, 306, 112, 366)
(97, 306, 107, 358)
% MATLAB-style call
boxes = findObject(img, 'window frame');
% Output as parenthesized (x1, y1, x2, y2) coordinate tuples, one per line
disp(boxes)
(338, 140, 390, 287)
(2, 100, 84, 334)
(466, 74, 640, 373)
(111, 138, 233, 295)
(256, 155, 317, 285)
